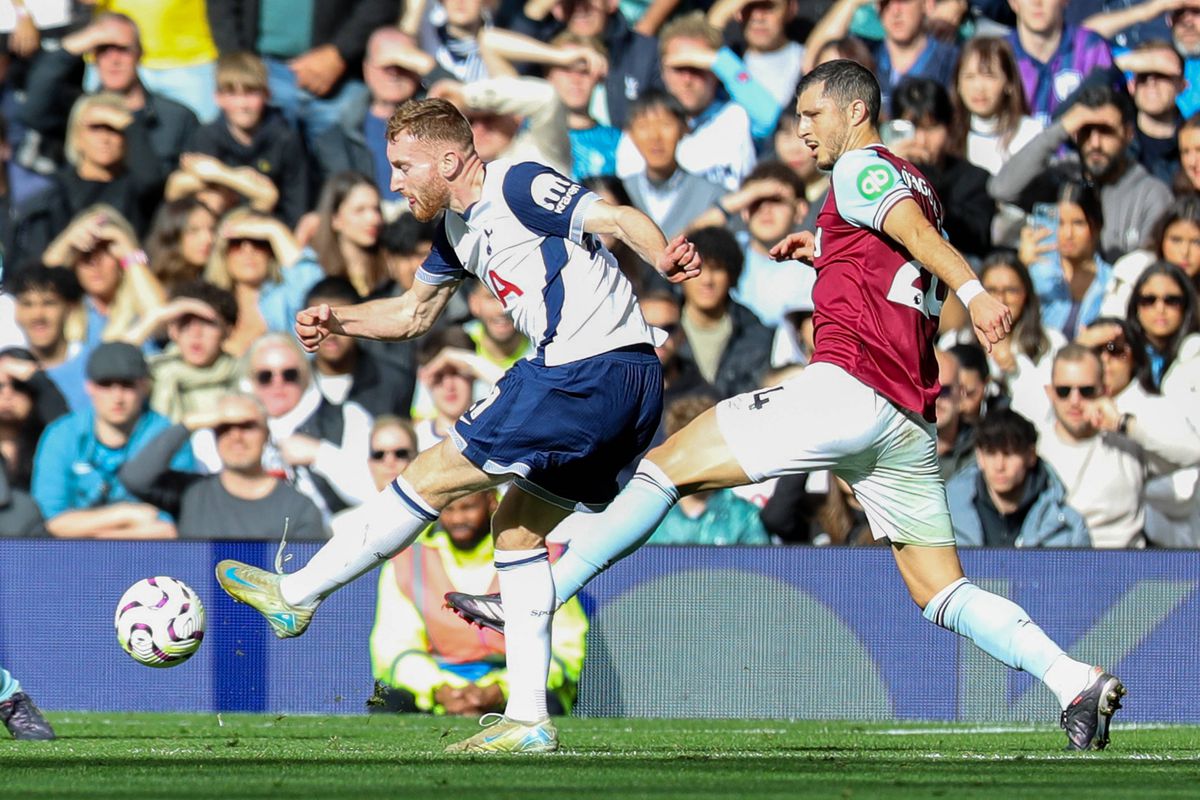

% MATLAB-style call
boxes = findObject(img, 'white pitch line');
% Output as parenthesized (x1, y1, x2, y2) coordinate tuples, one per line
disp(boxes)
(870, 723, 1190, 735)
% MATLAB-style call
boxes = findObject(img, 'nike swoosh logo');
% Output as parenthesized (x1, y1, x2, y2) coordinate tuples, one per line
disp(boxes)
(223, 567, 257, 589)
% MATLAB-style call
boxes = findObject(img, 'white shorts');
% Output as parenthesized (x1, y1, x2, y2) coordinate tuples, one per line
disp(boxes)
(714, 362, 954, 546)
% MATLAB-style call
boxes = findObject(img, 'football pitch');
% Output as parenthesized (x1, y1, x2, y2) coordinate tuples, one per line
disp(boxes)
(1, 715, 1198, 799)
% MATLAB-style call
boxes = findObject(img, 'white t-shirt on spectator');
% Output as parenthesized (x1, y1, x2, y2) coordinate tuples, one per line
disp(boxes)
(967, 115, 1043, 176)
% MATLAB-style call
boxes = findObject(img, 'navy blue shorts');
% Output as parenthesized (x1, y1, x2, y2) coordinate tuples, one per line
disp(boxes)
(450, 345, 663, 512)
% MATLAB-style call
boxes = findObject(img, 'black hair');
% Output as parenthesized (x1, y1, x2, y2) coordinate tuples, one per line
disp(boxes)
(974, 407, 1038, 454)
(1086, 315, 1148, 384)
(1126, 261, 1199, 394)
(891, 77, 953, 128)
(1075, 82, 1136, 126)
(1058, 181, 1104, 237)
(949, 343, 989, 381)
(304, 276, 361, 308)
(980, 253, 1051, 363)
(688, 226, 745, 285)
(170, 279, 238, 327)
(796, 59, 882, 126)
(744, 160, 806, 200)
(3, 264, 84, 302)
(582, 175, 633, 206)
(627, 89, 688, 128)
(417, 325, 474, 367)
(378, 213, 438, 256)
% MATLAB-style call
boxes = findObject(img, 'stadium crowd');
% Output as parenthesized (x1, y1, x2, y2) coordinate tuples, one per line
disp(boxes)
(3, 0, 1200, 563)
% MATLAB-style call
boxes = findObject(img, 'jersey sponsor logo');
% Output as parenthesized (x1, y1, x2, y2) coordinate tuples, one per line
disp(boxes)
(487, 270, 525, 305)
(856, 165, 895, 200)
(531, 173, 580, 214)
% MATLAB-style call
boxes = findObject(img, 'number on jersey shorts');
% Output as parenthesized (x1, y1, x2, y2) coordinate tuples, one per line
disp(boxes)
(714, 363, 954, 546)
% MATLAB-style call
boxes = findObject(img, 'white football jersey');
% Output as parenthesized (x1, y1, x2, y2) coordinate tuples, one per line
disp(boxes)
(416, 159, 657, 366)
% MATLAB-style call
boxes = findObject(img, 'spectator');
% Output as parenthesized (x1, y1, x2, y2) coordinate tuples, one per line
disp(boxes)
(978, 254, 1065, 425)
(235, 333, 373, 521)
(936, 347, 975, 478)
(770, 115, 829, 230)
(949, 37, 1044, 176)
(1077, 317, 1147, 403)
(1103, 194, 1200, 315)
(0, 348, 66, 493)
(619, 91, 726, 238)
(809, 35, 878, 73)
(413, 329, 491, 450)
(428, 75, 573, 176)
(186, 52, 310, 227)
(88, 1, 221, 122)
(330, 415, 419, 537)
(1118, 40, 1186, 184)
(203, 209, 323, 356)
(1125, 261, 1200, 393)
(638, 289, 713, 406)
(41, 205, 167, 352)
(615, 12, 767, 190)
(206, 0, 394, 149)
(31, 342, 191, 539)
(369, 489, 589, 715)
(647, 395, 772, 544)
(14, 93, 165, 260)
(163, 152, 280, 218)
(1006, 0, 1112, 126)
(5, 265, 87, 409)
(1024, 181, 1113, 340)
(949, 343, 989, 426)
(891, 77, 994, 258)
(1038, 342, 1200, 547)
(0, 451, 43, 536)
(0, 112, 18, 260)
(21, 12, 200, 175)
(119, 392, 326, 540)
(667, 227, 773, 398)
(805, 0, 959, 113)
(990, 82, 1173, 260)
(144, 196, 219, 292)
(314, 27, 440, 204)
(464, 279, 532, 371)
(708, 0, 804, 113)
(946, 407, 1090, 547)
(511, 0, 663, 129)
(310, 172, 387, 298)
(478, 29, 620, 180)
(123, 280, 241, 423)
(304, 277, 418, 419)
(1179, 112, 1200, 194)
(412, 0, 494, 84)
(691, 162, 814, 327)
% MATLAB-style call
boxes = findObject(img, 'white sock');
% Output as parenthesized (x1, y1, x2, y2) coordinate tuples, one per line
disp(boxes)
(498, 548, 553, 723)
(1042, 655, 1099, 710)
(551, 459, 679, 607)
(279, 476, 438, 607)
(922, 578, 1092, 709)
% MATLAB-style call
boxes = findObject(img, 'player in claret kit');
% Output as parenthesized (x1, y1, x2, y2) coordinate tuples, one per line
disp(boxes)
(448, 60, 1125, 752)
(214, 97, 701, 753)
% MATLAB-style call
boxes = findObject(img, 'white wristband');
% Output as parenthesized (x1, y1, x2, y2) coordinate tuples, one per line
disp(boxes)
(956, 279, 985, 307)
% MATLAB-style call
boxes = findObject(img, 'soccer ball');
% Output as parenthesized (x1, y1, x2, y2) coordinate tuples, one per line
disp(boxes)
(114, 577, 205, 668)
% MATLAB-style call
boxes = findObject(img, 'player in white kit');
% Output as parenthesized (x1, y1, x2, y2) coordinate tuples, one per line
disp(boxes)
(214, 98, 700, 752)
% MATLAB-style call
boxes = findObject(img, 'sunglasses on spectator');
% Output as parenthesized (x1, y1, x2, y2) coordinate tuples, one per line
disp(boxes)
(1092, 340, 1129, 359)
(215, 420, 262, 437)
(1136, 293, 1185, 309)
(370, 448, 414, 461)
(1052, 385, 1102, 399)
(254, 368, 301, 386)
(0, 377, 31, 394)
(227, 236, 270, 250)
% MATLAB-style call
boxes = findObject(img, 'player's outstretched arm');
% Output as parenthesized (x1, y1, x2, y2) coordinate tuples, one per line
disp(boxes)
(881, 199, 1012, 352)
(294, 280, 459, 352)
(582, 200, 702, 283)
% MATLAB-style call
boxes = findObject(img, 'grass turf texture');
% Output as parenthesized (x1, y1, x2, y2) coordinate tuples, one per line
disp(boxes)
(1, 715, 1198, 799)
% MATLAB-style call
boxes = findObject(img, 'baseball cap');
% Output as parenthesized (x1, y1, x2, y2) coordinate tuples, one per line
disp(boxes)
(86, 342, 149, 382)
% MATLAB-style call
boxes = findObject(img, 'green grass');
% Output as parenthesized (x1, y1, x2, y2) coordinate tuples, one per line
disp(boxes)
(1, 714, 1198, 799)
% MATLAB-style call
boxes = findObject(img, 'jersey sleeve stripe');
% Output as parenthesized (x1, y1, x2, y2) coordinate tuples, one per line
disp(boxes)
(415, 266, 462, 285)
(871, 188, 912, 231)
(568, 191, 600, 244)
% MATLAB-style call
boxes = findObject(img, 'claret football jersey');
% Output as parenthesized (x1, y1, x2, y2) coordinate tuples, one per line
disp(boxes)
(810, 144, 947, 422)
(416, 159, 657, 366)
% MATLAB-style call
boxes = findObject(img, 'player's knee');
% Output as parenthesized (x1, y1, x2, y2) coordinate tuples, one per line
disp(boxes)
(493, 526, 546, 551)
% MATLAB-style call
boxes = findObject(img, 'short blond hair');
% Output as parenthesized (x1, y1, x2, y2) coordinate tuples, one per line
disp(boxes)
(659, 12, 723, 56)
(65, 93, 128, 167)
(205, 208, 283, 289)
(386, 97, 474, 150)
(216, 51, 268, 93)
